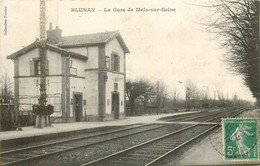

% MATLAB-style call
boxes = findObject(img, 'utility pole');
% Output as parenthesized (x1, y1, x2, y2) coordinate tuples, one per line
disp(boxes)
(33, 0, 53, 128)
(173, 89, 177, 111)
(185, 88, 190, 109)
(157, 81, 159, 115)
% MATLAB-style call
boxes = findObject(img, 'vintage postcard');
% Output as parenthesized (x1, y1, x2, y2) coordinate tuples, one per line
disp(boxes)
(1, 0, 260, 166)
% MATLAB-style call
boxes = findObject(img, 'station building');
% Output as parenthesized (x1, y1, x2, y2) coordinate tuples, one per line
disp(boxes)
(7, 24, 130, 122)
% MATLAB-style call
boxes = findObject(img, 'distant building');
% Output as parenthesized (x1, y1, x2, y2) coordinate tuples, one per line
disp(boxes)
(7, 24, 130, 122)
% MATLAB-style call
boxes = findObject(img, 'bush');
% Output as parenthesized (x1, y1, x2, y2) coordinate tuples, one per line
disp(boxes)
(0, 104, 15, 131)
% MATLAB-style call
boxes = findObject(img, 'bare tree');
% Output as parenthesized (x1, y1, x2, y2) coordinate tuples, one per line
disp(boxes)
(204, 0, 259, 102)
(215, 88, 224, 101)
(0, 73, 13, 103)
(172, 88, 179, 111)
(157, 81, 168, 111)
(201, 86, 209, 101)
(185, 80, 201, 108)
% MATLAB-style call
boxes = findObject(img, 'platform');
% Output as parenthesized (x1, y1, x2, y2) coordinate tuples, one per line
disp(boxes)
(0, 111, 197, 142)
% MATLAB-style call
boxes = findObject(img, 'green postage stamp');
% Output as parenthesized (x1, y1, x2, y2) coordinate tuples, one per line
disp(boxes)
(222, 118, 259, 161)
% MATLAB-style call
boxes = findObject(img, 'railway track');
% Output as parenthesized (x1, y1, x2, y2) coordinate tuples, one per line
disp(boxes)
(81, 109, 244, 166)
(0, 108, 245, 166)
(85, 125, 218, 166)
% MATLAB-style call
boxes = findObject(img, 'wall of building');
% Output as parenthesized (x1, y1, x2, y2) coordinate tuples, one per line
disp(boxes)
(17, 48, 63, 117)
(66, 39, 126, 120)
(47, 50, 62, 75)
(105, 38, 126, 117)
(19, 49, 39, 76)
(18, 49, 62, 76)
(68, 56, 86, 120)
(69, 56, 86, 77)
(105, 72, 125, 115)
(68, 46, 98, 69)
(46, 50, 63, 117)
(105, 38, 125, 73)
(84, 71, 99, 117)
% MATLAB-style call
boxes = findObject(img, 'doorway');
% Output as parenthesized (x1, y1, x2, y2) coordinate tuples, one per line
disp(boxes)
(73, 93, 82, 122)
(111, 93, 119, 119)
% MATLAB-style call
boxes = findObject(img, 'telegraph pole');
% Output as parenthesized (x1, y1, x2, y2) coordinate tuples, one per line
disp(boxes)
(39, 0, 47, 107)
(33, 0, 53, 128)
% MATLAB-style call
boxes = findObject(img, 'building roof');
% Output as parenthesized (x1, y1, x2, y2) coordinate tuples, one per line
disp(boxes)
(7, 41, 88, 60)
(7, 30, 130, 60)
(59, 31, 130, 53)
(47, 44, 88, 60)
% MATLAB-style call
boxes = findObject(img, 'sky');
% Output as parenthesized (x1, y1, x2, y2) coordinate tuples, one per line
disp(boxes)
(0, 0, 256, 102)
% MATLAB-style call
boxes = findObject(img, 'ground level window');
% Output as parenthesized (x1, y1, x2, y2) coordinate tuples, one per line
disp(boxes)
(114, 83, 118, 92)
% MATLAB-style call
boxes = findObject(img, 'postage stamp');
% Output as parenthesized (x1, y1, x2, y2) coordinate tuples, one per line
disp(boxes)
(222, 118, 259, 161)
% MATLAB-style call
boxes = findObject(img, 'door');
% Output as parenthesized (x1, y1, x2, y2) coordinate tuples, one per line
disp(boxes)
(74, 94, 82, 122)
(112, 93, 119, 119)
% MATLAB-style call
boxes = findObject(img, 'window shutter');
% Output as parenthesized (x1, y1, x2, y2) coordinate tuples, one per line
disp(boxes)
(111, 54, 114, 71)
(117, 56, 120, 72)
(108, 57, 110, 69)
(30, 60, 35, 75)
(46, 60, 49, 75)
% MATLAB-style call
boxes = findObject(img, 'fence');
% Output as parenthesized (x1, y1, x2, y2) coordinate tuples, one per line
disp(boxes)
(19, 94, 62, 114)
(0, 94, 61, 130)
(19, 94, 62, 123)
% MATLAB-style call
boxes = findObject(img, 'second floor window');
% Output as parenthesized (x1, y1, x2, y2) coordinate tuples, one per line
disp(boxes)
(30, 58, 49, 76)
(34, 60, 41, 75)
(111, 53, 120, 72)
(105, 56, 110, 69)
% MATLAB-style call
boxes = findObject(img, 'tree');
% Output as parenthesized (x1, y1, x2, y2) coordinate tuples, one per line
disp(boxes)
(157, 81, 168, 111)
(201, 86, 210, 101)
(0, 73, 14, 131)
(126, 79, 155, 116)
(185, 80, 201, 108)
(0, 73, 13, 103)
(172, 88, 179, 111)
(204, 0, 259, 102)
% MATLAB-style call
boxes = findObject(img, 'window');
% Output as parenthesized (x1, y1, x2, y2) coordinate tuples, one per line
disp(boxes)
(111, 53, 120, 72)
(34, 60, 41, 75)
(114, 83, 118, 92)
(69, 60, 73, 67)
(30, 58, 49, 76)
(105, 56, 110, 69)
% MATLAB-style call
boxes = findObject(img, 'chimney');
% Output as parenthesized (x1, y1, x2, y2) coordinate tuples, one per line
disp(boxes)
(47, 23, 62, 44)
